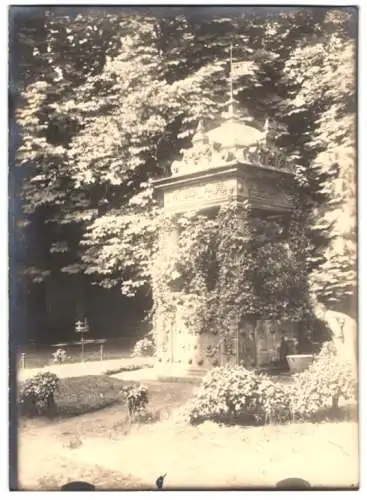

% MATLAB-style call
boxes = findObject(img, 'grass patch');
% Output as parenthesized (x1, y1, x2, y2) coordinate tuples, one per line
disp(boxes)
(53, 375, 124, 418)
(19, 376, 197, 423)
(103, 363, 153, 376)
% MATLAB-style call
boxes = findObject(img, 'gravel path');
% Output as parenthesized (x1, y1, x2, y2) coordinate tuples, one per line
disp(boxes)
(18, 418, 359, 490)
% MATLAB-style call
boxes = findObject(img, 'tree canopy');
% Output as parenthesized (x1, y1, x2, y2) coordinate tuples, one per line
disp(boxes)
(14, 6, 357, 309)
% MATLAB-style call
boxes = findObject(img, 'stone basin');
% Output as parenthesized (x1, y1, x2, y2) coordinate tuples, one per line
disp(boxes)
(286, 354, 314, 374)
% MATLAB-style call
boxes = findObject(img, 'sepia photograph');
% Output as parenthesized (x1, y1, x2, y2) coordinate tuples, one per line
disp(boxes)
(8, 3, 358, 491)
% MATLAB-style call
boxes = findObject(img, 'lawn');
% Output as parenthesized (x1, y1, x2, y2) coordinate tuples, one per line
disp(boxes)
(18, 375, 194, 420)
(52, 375, 125, 417)
(17, 377, 358, 490)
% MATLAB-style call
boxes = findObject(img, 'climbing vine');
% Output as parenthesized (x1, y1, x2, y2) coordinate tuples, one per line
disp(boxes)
(151, 200, 314, 355)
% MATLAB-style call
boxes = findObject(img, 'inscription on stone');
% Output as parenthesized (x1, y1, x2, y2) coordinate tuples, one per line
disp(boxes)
(164, 179, 235, 210)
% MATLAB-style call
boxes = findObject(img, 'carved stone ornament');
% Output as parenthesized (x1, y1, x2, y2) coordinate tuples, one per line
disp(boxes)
(223, 335, 236, 358)
(205, 343, 220, 359)
(171, 128, 295, 177)
(245, 141, 294, 173)
(164, 179, 235, 210)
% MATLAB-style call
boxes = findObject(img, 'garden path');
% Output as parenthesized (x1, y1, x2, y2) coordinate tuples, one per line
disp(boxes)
(17, 357, 156, 382)
(18, 417, 359, 489)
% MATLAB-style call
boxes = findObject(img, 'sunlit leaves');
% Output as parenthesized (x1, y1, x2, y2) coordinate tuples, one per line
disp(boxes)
(15, 7, 356, 306)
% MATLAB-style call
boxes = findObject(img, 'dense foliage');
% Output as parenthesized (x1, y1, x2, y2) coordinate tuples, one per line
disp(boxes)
(184, 365, 292, 426)
(291, 342, 357, 419)
(123, 384, 149, 420)
(18, 371, 59, 416)
(14, 7, 356, 311)
(152, 201, 319, 353)
(130, 332, 156, 358)
(51, 348, 69, 364)
(184, 341, 357, 426)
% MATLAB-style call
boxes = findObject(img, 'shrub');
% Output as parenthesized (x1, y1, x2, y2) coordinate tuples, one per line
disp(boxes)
(256, 376, 293, 424)
(131, 333, 155, 357)
(52, 348, 69, 364)
(185, 341, 357, 427)
(122, 384, 149, 420)
(185, 365, 292, 426)
(18, 371, 60, 417)
(291, 341, 357, 420)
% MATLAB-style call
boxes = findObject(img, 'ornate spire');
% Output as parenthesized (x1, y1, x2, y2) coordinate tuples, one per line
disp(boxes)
(223, 43, 253, 124)
(264, 117, 270, 135)
(169, 44, 296, 177)
(219, 44, 238, 121)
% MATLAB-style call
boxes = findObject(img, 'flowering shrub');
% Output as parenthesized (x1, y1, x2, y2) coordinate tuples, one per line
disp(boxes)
(185, 342, 357, 426)
(291, 341, 357, 420)
(318, 340, 337, 357)
(185, 365, 291, 426)
(123, 384, 149, 419)
(256, 376, 293, 424)
(52, 348, 69, 364)
(131, 333, 155, 357)
(18, 372, 60, 417)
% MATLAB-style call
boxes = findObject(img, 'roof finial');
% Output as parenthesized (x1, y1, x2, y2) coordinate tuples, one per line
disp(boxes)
(228, 43, 235, 120)
(264, 116, 270, 140)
